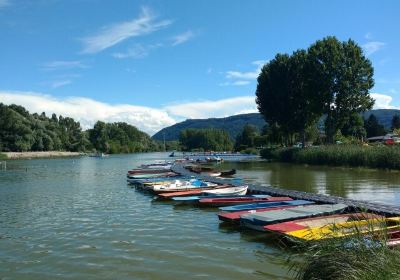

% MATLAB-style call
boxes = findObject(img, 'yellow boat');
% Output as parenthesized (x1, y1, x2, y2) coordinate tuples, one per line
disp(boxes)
(265, 214, 400, 241)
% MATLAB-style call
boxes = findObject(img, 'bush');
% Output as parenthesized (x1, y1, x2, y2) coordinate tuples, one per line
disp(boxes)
(288, 221, 400, 280)
(241, 147, 259, 155)
(261, 145, 400, 170)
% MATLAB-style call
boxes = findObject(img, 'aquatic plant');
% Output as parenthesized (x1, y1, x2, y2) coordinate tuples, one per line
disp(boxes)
(261, 145, 400, 170)
(287, 218, 400, 280)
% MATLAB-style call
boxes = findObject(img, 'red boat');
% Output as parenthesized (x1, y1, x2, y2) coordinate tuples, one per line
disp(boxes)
(198, 196, 292, 207)
(264, 213, 382, 234)
(127, 169, 171, 175)
(218, 205, 298, 223)
(386, 230, 400, 248)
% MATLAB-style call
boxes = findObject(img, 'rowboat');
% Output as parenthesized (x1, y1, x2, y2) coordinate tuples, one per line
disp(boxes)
(127, 172, 178, 179)
(198, 196, 293, 207)
(266, 215, 400, 241)
(156, 185, 238, 199)
(219, 199, 314, 212)
(172, 194, 270, 204)
(387, 229, 400, 248)
(218, 200, 315, 223)
(151, 180, 218, 193)
(264, 212, 381, 234)
(240, 203, 348, 231)
(202, 185, 248, 196)
(127, 169, 172, 175)
(205, 172, 222, 177)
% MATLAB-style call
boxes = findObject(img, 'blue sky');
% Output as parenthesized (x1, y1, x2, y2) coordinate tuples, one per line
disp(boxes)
(0, 0, 399, 134)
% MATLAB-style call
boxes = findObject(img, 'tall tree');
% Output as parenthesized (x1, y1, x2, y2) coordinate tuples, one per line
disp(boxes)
(341, 112, 366, 139)
(391, 115, 400, 131)
(307, 37, 374, 142)
(235, 124, 259, 150)
(365, 114, 386, 137)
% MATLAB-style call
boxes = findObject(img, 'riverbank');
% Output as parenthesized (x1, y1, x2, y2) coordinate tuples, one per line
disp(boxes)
(2, 151, 83, 160)
(260, 145, 400, 170)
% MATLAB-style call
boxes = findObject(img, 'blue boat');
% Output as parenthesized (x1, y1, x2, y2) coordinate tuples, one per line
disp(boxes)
(219, 200, 315, 212)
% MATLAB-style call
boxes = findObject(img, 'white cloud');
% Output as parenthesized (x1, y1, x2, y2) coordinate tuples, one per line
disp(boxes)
(365, 32, 373, 40)
(81, 7, 172, 54)
(362, 41, 385, 56)
(42, 60, 88, 71)
(164, 96, 257, 119)
(0, 0, 10, 8)
(371, 93, 399, 109)
(112, 43, 162, 59)
(51, 80, 72, 88)
(219, 80, 250, 86)
(222, 60, 266, 86)
(0, 91, 176, 135)
(0, 91, 259, 134)
(171, 30, 194, 46)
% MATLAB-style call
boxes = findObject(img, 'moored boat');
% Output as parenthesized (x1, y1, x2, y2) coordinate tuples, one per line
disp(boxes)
(201, 185, 248, 196)
(172, 194, 270, 204)
(240, 203, 348, 231)
(266, 215, 399, 241)
(151, 180, 218, 193)
(198, 196, 293, 207)
(127, 172, 178, 180)
(387, 229, 400, 248)
(218, 200, 315, 223)
(219, 199, 315, 212)
(127, 168, 172, 175)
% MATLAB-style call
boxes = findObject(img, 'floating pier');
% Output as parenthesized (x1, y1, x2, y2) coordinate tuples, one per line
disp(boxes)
(171, 163, 400, 216)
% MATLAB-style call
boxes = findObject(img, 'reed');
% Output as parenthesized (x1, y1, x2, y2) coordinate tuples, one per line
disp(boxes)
(261, 145, 400, 170)
(287, 219, 400, 280)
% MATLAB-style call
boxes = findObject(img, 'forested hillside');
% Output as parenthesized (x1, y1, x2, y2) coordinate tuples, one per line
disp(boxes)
(0, 103, 162, 153)
(153, 110, 400, 142)
(152, 113, 266, 141)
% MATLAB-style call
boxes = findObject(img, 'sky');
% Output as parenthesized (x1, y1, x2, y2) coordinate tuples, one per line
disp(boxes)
(0, 0, 400, 135)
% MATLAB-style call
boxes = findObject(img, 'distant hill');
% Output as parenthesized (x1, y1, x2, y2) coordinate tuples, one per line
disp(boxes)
(153, 109, 400, 141)
(363, 109, 400, 128)
(152, 113, 266, 141)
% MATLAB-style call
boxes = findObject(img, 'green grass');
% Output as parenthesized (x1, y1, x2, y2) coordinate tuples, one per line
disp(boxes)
(287, 220, 400, 280)
(261, 145, 400, 170)
(0, 153, 7, 160)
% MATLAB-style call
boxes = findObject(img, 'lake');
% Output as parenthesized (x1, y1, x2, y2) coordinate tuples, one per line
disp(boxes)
(1, 153, 400, 279)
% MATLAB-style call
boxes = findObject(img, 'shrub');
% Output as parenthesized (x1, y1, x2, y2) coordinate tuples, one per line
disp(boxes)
(261, 145, 400, 170)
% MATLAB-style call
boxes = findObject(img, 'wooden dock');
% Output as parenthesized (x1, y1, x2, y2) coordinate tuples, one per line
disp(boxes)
(171, 163, 400, 216)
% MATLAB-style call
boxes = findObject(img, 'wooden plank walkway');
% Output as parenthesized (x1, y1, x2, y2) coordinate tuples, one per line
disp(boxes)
(171, 163, 400, 216)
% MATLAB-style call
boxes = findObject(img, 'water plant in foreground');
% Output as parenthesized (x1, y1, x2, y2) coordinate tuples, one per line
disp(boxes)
(287, 219, 400, 280)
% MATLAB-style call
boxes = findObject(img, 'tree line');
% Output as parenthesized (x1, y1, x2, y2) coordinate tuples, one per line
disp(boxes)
(256, 36, 375, 146)
(177, 111, 400, 153)
(0, 103, 165, 153)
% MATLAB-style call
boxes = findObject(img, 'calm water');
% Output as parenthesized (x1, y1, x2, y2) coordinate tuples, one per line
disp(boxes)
(1, 153, 400, 280)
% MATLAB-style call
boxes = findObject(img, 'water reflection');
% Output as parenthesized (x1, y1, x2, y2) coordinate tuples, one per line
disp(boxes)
(219, 161, 400, 206)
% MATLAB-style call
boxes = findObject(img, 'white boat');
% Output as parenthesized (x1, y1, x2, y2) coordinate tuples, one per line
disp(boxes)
(202, 185, 248, 196)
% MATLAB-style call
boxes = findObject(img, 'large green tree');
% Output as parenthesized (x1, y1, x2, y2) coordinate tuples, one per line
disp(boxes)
(256, 36, 374, 144)
(307, 37, 374, 142)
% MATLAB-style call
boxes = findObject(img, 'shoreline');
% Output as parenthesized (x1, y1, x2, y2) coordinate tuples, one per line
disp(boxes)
(2, 151, 83, 160)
